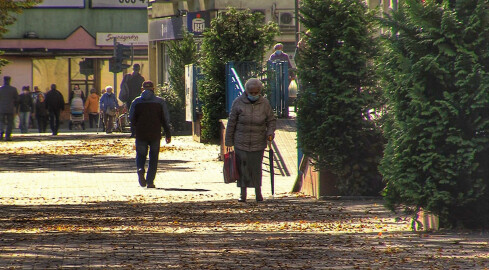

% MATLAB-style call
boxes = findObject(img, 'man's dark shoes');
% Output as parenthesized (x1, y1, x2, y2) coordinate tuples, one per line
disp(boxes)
(147, 184, 156, 189)
(137, 169, 146, 187)
(256, 194, 264, 202)
(238, 197, 246, 203)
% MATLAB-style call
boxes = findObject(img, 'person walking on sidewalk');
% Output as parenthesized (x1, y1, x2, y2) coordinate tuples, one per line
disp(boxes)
(84, 88, 100, 129)
(31, 86, 44, 130)
(129, 80, 171, 189)
(45, 84, 65, 136)
(35, 93, 48, 133)
(225, 78, 276, 202)
(18, 86, 33, 133)
(0, 76, 19, 141)
(99, 86, 119, 134)
(120, 64, 145, 138)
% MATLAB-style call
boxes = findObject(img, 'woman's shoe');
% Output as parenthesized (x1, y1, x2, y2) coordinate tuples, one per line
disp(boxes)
(238, 187, 247, 202)
(255, 187, 263, 202)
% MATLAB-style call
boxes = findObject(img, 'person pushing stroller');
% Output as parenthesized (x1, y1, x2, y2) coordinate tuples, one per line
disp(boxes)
(69, 85, 85, 130)
(99, 85, 119, 134)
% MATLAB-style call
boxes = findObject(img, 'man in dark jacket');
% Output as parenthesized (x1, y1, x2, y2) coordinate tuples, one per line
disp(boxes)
(120, 64, 145, 137)
(0, 76, 18, 141)
(129, 80, 171, 188)
(45, 84, 65, 135)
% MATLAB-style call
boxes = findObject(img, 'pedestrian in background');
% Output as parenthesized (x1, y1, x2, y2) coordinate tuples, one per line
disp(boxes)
(0, 76, 19, 141)
(129, 80, 171, 189)
(99, 85, 119, 134)
(45, 84, 65, 136)
(225, 78, 276, 202)
(268, 43, 295, 80)
(69, 84, 85, 104)
(35, 93, 48, 133)
(120, 63, 145, 137)
(31, 86, 44, 130)
(85, 88, 100, 129)
(18, 86, 33, 133)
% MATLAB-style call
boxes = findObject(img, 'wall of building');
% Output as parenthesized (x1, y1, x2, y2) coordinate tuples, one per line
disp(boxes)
(5, 6, 147, 39)
(0, 1, 149, 103)
(1, 57, 32, 92)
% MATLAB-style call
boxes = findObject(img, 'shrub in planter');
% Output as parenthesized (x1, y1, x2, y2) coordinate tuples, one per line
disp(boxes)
(296, 0, 384, 196)
(379, 0, 489, 228)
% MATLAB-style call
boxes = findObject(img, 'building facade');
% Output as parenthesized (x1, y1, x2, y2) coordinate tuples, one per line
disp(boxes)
(0, 0, 150, 101)
(147, 0, 298, 85)
(146, 0, 396, 86)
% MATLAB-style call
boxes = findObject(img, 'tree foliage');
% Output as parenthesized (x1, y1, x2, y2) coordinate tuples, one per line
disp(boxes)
(164, 31, 197, 132)
(379, 0, 489, 228)
(0, 0, 42, 71)
(198, 8, 278, 142)
(296, 0, 384, 195)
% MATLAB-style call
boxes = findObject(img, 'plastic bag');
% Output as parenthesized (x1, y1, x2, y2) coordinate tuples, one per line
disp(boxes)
(223, 151, 239, 183)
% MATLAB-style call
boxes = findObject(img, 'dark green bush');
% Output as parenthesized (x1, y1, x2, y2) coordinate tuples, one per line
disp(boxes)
(161, 31, 197, 132)
(379, 0, 489, 228)
(296, 0, 384, 196)
(198, 8, 278, 142)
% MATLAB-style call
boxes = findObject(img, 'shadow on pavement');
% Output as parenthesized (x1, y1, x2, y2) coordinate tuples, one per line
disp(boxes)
(0, 152, 191, 173)
(8, 132, 129, 142)
(0, 198, 487, 269)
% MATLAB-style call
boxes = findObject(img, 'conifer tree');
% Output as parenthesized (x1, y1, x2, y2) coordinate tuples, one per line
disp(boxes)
(296, 0, 384, 195)
(380, 0, 489, 228)
(164, 31, 197, 131)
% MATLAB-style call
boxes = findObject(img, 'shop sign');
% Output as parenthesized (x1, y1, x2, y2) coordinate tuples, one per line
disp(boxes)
(187, 11, 210, 37)
(90, 0, 148, 9)
(96, 33, 149, 46)
(149, 17, 184, 41)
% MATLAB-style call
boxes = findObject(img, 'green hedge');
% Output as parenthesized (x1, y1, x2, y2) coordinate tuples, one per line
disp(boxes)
(380, 0, 489, 228)
(296, 0, 384, 196)
(198, 8, 278, 142)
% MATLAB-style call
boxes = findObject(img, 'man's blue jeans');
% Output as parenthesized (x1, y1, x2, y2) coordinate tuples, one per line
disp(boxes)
(19, 111, 30, 133)
(0, 113, 14, 139)
(135, 139, 161, 185)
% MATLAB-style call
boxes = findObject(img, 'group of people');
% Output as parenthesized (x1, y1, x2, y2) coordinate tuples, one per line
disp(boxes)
(0, 63, 147, 137)
(0, 55, 279, 202)
(0, 76, 66, 139)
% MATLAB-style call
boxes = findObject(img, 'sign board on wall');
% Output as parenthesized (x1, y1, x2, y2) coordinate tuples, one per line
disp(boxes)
(90, 0, 148, 9)
(186, 12, 211, 37)
(148, 17, 184, 41)
(32, 0, 85, 8)
(96, 33, 149, 46)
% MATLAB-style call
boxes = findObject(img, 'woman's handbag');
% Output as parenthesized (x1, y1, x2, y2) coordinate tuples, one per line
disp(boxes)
(223, 150, 239, 183)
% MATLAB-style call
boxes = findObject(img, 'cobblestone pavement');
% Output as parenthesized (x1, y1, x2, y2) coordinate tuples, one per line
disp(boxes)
(1, 132, 489, 269)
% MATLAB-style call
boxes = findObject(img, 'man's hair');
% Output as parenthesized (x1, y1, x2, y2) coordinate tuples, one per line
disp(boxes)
(142, 80, 154, 89)
(3, 76, 11, 84)
(274, 43, 283, 50)
(51, 84, 56, 90)
(133, 64, 141, 72)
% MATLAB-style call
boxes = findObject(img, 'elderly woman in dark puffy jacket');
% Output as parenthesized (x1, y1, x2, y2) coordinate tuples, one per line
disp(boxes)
(225, 78, 276, 202)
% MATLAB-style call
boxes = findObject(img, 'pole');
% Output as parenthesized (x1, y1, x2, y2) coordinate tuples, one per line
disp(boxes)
(113, 38, 118, 97)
